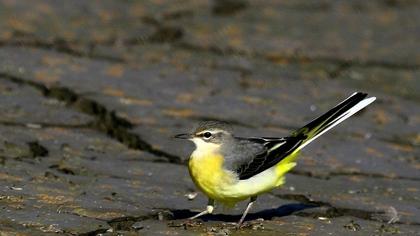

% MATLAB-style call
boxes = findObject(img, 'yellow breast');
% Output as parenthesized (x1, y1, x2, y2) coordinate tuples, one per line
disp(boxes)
(188, 149, 234, 201)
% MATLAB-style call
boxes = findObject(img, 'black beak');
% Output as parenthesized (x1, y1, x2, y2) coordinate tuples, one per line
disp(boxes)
(174, 133, 192, 139)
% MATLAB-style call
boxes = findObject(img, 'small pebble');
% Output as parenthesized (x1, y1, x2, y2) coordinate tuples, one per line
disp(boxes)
(132, 221, 144, 230)
(10, 187, 23, 191)
(26, 123, 42, 129)
(251, 222, 264, 230)
(185, 192, 198, 200)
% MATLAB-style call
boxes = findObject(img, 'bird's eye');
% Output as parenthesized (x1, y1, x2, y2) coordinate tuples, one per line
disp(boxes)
(203, 132, 212, 139)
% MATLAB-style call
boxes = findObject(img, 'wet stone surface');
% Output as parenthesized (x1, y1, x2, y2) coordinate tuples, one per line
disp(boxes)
(0, 0, 419, 235)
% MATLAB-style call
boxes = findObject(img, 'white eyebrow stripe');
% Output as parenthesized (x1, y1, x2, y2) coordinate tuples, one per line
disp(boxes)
(196, 129, 229, 135)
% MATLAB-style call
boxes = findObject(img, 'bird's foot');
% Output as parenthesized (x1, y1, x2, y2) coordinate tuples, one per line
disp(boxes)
(235, 219, 264, 230)
(235, 223, 243, 230)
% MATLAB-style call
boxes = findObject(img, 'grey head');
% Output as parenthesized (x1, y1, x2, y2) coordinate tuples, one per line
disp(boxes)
(174, 120, 234, 144)
(174, 121, 269, 174)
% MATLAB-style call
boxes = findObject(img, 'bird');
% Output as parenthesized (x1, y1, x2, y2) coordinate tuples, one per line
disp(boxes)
(175, 92, 376, 226)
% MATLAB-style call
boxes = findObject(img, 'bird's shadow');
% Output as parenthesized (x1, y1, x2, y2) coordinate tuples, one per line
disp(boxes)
(170, 203, 318, 223)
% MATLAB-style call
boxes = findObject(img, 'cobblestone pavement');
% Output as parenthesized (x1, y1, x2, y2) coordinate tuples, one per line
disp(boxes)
(0, 0, 419, 235)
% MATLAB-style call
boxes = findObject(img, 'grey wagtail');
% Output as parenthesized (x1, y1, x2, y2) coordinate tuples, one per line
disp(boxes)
(175, 92, 376, 226)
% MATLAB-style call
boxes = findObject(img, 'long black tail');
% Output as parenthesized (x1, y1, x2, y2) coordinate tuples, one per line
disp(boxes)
(292, 92, 376, 151)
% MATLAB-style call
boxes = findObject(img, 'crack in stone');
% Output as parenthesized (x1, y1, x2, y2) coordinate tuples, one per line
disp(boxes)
(0, 37, 125, 63)
(77, 228, 109, 236)
(0, 26, 182, 62)
(0, 73, 183, 164)
(1, 32, 418, 72)
(107, 214, 157, 231)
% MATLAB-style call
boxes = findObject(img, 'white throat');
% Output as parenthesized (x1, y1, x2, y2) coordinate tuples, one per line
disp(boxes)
(191, 138, 221, 158)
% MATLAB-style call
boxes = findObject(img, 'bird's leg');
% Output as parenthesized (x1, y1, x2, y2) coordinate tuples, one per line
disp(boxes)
(237, 196, 257, 227)
(188, 199, 214, 220)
